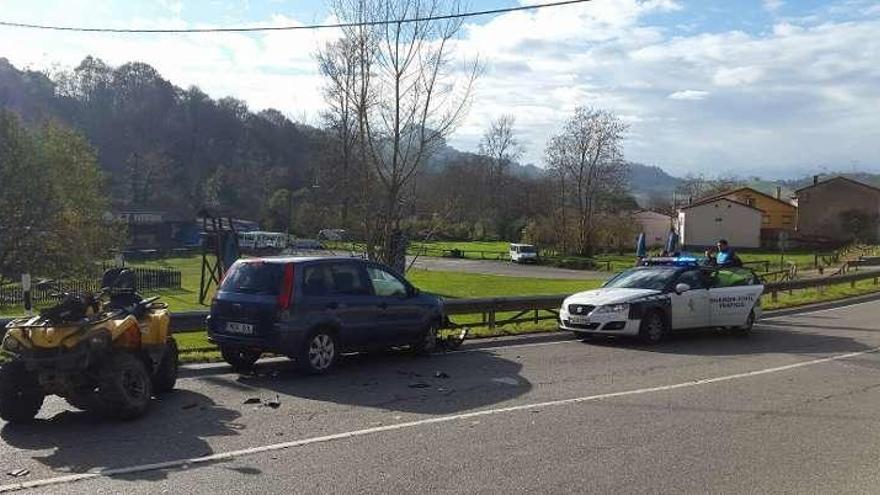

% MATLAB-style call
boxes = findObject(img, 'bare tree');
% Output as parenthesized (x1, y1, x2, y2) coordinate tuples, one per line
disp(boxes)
(321, 0, 480, 269)
(478, 115, 523, 232)
(546, 107, 629, 256)
(479, 115, 523, 182)
(674, 173, 741, 208)
(317, 36, 360, 227)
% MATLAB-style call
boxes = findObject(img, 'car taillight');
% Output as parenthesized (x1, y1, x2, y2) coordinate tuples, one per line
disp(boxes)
(277, 263, 295, 310)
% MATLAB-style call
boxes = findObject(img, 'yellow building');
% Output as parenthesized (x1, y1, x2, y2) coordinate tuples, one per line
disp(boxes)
(699, 187, 797, 233)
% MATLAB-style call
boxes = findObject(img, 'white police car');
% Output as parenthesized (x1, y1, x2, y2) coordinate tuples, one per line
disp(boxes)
(559, 258, 764, 343)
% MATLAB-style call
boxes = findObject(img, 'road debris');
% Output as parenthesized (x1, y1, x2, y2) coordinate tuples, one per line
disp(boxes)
(243, 395, 281, 408)
(408, 382, 431, 388)
(7, 469, 29, 478)
(434, 371, 450, 379)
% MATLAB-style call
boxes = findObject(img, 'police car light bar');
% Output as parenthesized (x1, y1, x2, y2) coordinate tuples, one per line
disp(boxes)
(640, 256, 705, 267)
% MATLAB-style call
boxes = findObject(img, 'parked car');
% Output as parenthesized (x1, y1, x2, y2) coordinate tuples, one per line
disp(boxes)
(206, 256, 444, 373)
(559, 257, 763, 343)
(509, 243, 539, 263)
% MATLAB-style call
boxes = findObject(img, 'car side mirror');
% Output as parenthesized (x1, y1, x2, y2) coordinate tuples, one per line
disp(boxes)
(674, 283, 691, 295)
(409, 287, 421, 297)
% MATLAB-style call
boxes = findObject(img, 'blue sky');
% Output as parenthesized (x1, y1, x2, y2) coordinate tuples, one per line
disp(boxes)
(1, 0, 878, 178)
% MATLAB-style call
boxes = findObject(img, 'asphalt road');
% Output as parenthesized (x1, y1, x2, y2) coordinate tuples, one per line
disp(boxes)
(407, 256, 609, 279)
(3, 301, 880, 494)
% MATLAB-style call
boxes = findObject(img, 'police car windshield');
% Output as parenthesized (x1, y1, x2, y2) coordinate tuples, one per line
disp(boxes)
(604, 267, 678, 291)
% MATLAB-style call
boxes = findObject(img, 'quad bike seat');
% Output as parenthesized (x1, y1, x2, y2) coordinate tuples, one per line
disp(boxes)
(101, 268, 144, 312)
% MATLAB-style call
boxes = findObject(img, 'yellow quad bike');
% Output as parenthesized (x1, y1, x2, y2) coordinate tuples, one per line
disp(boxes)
(0, 269, 178, 423)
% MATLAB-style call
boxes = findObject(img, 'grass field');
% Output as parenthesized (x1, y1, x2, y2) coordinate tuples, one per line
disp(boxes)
(5, 251, 880, 364)
(409, 240, 827, 272)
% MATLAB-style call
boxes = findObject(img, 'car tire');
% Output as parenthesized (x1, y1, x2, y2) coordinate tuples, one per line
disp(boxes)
(0, 360, 44, 423)
(152, 338, 179, 394)
(298, 330, 339, 375)
(411, 322, 439, 355)
(96, 353, 153, 420)
(220, 345, 262, 372)
(734, 309, 756, 336)
(638, 311, 667, 344)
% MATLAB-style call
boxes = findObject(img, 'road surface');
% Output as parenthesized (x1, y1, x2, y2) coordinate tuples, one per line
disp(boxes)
(407, 256, 609, 280)
(3, 300, 880, 493)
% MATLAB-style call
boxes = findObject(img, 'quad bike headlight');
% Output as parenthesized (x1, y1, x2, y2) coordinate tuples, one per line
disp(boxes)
(88, 331, 111, 350)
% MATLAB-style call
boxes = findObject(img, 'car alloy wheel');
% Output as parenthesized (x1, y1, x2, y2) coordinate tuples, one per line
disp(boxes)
(308, 333, 336, 372)
(639, 311, 666, 344)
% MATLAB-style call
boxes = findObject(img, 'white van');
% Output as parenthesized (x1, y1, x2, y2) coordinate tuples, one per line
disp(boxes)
(509, 243, 539, 263)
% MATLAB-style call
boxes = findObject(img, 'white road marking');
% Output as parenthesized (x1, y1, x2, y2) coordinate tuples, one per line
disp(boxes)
(3, 346, 877, 493)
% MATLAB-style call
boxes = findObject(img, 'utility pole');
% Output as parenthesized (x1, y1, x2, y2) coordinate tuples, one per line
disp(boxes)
(287, 189, 293, 236)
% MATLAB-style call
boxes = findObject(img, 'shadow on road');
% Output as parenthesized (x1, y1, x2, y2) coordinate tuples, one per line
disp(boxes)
(215, 350, 532, 416)
(580, 324, 874, 358)
(1, 390, 243, 482)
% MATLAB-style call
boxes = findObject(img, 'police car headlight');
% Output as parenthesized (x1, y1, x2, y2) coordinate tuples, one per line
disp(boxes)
(594, 303, 630, 314)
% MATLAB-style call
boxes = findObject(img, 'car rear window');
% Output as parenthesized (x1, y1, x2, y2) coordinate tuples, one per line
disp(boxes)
(220, 261, 285, 295)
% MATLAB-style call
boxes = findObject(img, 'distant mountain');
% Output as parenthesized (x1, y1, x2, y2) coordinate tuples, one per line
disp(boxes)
(780, 172, 880, 191)
(627, 163, 682, 201)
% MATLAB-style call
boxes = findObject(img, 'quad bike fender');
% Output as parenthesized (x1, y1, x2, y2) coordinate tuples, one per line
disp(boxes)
(139, 309, 171, 346)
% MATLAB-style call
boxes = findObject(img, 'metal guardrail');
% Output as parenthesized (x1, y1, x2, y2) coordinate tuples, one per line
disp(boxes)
(4, 270, 880, 335)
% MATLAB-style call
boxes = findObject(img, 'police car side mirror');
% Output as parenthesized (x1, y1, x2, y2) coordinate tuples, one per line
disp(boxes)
(674, 283, 691, 295)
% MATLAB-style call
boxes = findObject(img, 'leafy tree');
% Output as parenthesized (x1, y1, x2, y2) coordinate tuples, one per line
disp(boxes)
(0, 111, 123, 282)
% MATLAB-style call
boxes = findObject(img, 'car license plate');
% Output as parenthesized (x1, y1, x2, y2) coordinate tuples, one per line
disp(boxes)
(569, 315, 591, 325)
(226, 322, 254, 335)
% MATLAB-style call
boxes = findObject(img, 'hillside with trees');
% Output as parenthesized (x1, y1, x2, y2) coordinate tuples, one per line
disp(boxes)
(5, 48, 871, 261)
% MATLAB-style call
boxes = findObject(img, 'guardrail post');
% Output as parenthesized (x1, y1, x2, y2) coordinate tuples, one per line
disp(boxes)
(534, 309, 539, 324)
(771, 290, 778, 303)
(874, 276, 878, 285)
(488, 309, 496, 331)
(851, 279, 856, 289)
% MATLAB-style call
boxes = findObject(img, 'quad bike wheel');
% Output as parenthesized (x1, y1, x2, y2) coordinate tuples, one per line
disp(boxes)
(97, 353, 153, 420)
(152, 338, 179, 394)
(0, 361, 45, 423)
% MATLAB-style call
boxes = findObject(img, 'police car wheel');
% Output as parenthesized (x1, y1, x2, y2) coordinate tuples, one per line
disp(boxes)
(639, 311, 666, 344)
(734, 310, 756, 336)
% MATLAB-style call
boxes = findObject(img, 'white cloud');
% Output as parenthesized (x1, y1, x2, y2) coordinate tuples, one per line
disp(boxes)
(668, 90, 709, 101)
(712, 66, 764, 87)
(0, 0, 879, 178)
(763, 0, 784, 13)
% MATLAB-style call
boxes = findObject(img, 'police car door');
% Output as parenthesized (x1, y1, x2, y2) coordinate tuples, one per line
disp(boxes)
(670, 268, 711, 329)
(709, 268, 761, 326)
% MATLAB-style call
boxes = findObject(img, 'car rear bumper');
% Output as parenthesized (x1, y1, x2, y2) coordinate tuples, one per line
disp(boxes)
(207, 315, 307, 354)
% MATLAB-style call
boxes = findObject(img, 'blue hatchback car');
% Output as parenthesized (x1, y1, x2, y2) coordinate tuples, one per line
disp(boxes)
(206, 256, 444, 374)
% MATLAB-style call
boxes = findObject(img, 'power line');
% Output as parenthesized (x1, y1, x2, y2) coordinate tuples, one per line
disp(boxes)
(0, 0, 594, 34)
